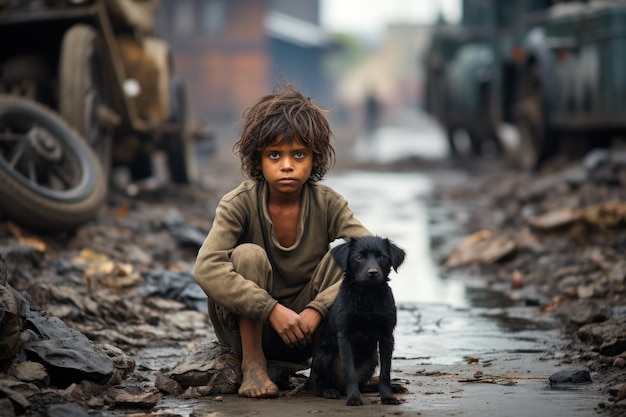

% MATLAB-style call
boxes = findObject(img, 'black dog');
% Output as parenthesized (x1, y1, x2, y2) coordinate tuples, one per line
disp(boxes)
(310, 236, 406, 406)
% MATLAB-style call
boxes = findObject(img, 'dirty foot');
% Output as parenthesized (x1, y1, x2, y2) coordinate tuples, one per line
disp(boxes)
(238, 361, 279, 398)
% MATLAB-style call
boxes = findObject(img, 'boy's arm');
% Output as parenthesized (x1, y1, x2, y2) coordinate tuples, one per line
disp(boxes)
(194, 202, 277, 323)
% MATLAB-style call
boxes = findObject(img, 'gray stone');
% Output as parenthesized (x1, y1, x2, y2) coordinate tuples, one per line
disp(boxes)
(22, 317, 114, 386)
(549, 369, 592, 385)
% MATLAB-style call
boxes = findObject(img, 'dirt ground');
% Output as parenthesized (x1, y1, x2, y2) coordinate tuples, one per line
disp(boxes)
(1, 114, 625, 416)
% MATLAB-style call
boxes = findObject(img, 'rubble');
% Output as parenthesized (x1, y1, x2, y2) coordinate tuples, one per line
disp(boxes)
(431, 150, 626, 415)
(0, 184, 218, 416)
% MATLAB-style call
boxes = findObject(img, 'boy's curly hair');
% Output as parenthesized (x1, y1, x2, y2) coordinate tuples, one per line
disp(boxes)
(234, 84, 335, 182)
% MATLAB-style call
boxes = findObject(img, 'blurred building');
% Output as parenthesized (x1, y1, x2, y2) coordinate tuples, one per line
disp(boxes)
(155, 0, 337, 125)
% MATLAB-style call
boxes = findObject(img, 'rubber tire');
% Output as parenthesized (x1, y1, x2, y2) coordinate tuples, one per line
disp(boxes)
(59, 24, 112, 177)
(164, 77, 198, 184)
(0, 96, 107, 233)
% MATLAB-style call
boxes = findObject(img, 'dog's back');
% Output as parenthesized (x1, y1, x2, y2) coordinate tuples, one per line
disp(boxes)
(311, 236, 405, 406)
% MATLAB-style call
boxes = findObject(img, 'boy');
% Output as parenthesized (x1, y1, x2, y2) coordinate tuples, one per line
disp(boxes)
(194, 84, 370, 398)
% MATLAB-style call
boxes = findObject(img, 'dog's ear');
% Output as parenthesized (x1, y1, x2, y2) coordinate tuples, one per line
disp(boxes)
(386, 239, 406, 272)
(330, 240, 352, 271)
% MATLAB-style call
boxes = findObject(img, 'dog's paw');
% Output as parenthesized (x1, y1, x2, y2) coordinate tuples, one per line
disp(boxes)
(346, 396, 363, 406)
(322, 388, 341, 399)
(381, 396, 401, 405)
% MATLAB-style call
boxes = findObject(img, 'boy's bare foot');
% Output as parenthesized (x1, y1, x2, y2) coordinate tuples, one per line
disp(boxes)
(238, 360, 279, 398)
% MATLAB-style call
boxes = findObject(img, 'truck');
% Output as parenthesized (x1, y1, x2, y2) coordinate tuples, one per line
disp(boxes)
(0, 0, 200, 232)
(424, 0, 626, 170)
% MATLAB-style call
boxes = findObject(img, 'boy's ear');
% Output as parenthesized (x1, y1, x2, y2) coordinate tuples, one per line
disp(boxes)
(330, 240, 351, 272)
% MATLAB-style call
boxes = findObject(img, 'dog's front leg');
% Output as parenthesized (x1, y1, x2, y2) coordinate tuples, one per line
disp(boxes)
(378, 334, 401, 405)
(337, 332, 363, 406)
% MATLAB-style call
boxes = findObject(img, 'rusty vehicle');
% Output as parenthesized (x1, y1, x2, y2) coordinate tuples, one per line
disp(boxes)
(0, 0, 198, 232)
(424, 0, 626, 170)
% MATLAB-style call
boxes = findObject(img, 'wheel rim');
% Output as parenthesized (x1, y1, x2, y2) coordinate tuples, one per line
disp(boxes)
(0, 105, 89, 201)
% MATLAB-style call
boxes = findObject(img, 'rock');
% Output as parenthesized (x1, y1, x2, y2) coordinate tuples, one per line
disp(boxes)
(0, 243, 44, 287)
(157, 340, 310, 397)
(8, 362, 49, 387)
(556, 300, 607, 332)
(168, 225, 207, 249)
(22, 317, 114, 386)
(549, 369, 592, 385)
(527, 207, 579, 230)
(578, 318, 626, 356)
(28, 391, 77, 417)
(104, 386, 162, 409)
(138, 270, 207, 313)
(154, 371, 183, 396)
(95, 344, 136, 385)
(584, 149, 626, 185)
(0, 284, 20, 362)
(0, 255, 21, 363)
(446, 230, 517, 267)
(600, 338, 626, 357)
(0, 384, 29, 415)
(161, 340, 241, 394)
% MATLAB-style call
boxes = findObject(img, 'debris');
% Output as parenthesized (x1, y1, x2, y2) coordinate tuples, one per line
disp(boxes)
(549, 370, 592, 385)
(446, 230, 516, 267)
(0, 256, 20, 361)
(527, 208, 579, 230)
(7, 222, 46, 252)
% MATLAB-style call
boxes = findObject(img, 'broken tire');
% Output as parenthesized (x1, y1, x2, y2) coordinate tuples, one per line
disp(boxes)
(59, 24, 113, 177)
(0, 95, 107, 232)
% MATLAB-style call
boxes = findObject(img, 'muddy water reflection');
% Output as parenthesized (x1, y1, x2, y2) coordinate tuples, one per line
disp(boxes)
(325, 172, 465, 306)
(325, 171, 558, 365)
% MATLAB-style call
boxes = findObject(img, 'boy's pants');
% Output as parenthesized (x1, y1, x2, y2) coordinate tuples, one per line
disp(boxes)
(207, 243, 343, 363)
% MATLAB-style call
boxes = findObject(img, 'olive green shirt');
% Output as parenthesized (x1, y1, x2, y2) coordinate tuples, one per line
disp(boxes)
(194, 179, 370, 324)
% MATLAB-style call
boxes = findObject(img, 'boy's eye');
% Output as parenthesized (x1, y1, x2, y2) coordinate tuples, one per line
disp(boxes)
(268, 151, 280, 159)
(294, 151, 305, 159)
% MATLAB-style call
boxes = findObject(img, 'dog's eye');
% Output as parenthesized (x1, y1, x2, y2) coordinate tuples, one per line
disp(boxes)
(354, 255, 364, 262)
(378, 254, 387, 261)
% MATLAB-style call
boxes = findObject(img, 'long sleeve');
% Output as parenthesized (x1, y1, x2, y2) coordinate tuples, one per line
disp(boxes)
(194, 182, 275, 322)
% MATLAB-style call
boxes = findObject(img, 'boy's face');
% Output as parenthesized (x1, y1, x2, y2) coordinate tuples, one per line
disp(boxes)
(259, 135, 314, 197)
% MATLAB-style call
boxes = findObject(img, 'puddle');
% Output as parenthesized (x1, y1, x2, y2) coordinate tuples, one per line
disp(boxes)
(325, 168, 559, 366)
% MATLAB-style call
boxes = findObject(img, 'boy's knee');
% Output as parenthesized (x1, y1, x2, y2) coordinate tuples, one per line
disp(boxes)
(232, 243, 270, 267)
(231, 244, 272, 287)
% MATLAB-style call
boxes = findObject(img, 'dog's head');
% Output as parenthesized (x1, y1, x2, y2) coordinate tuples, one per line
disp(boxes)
(331, 236, 406, 284)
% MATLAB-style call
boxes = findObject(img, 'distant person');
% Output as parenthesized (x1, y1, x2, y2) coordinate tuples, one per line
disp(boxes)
(365, 90, 381, 138)
(194, 83, 371, 398)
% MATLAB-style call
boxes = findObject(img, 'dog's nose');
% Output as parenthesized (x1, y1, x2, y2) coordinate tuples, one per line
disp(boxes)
(367, 267, 379, 277)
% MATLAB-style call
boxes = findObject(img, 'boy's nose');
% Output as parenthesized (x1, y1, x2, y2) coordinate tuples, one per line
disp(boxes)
(281, 157, 294, 170)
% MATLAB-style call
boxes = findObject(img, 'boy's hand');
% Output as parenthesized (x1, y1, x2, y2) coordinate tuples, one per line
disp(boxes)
(299, 307, 321, 338)
(268, 304, 320, 349)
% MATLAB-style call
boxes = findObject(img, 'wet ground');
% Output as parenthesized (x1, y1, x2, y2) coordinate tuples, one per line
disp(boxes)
(1, 108, 619, 417)
(134, 110, 609, 417)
